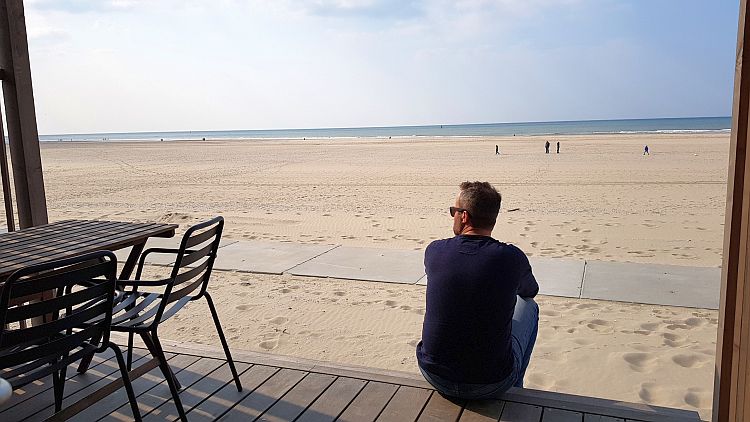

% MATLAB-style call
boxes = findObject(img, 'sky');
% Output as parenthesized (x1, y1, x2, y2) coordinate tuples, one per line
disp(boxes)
(23, 0, 739, 134)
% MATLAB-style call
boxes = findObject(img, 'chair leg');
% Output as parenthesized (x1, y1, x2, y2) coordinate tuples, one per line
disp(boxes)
(141, 332, 188, 422)
(205, 292, 243, 391)
(110, 343, 142, 422)
(127, 332, 135, 371)
(52, 365, 65, 413)
(77, 333, 102, 374)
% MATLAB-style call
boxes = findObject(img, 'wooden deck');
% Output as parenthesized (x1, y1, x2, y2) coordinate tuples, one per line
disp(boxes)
(0, 337, 702, 422)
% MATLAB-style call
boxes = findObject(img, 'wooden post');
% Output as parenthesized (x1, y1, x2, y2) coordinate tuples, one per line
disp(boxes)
(0, 107, 15, 231)
(0, 0, 47, 229)
(715, 0, 750, 420)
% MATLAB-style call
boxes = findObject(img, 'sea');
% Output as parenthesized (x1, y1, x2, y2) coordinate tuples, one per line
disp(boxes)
(39, 116, 731, 142)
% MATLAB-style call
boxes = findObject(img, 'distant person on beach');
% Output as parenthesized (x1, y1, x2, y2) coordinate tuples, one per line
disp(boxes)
(496, 145, 499, 155)
(545, 140, 550, 154)
(417, 181, 539, 399)
(644, 145, 650, 155)
(557, 141, 560, 154)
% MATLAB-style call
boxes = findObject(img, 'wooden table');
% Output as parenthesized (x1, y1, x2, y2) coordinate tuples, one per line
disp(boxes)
(0, 219, 178, 282)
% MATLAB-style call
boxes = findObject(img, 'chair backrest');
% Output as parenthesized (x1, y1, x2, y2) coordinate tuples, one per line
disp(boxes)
(0, 251, 117, 389)
(164, 216, 223, 305)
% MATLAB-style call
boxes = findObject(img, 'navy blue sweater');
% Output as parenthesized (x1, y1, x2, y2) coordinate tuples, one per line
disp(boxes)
(416, 235, 538, 384)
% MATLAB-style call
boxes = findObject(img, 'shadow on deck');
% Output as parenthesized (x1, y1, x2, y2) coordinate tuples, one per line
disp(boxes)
(0, 336, 702, 421)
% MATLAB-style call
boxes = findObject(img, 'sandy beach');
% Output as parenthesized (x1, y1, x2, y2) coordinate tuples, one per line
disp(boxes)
(5, 132, 728, 418)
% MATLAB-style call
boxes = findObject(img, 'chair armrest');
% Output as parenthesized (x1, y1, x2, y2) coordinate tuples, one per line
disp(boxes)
(141, 247, 181, 258)
(117, 278, 172, 288)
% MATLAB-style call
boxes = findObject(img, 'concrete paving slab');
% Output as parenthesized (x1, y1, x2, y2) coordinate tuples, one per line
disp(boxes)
(529, 257, 585, 298)
(581, 261, 721, 309)
(113, 236, 239, 266)
(287, 246, 426, 284)
(212, 241, 339, 274)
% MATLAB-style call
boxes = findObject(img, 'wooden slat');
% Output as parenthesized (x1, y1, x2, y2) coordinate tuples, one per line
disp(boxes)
(103, 354, 205, 421)
(459, 400, 506, 422)
(296, 377, 367, 422)
(542, 407, 583, 421)
(583, 414, 625, 422)
(10, 350, 150, 421)
(183, 364, 278, 422)
(377, 385, 432, 421)
(258, 372, 336, 422)
(417, 392, 465, 421)
(337, 381, 398, 422)
(216, 368, 307, 421)
(0, 347, 115, 412)
(139, 361, 251, 421)
(499, 402, 543, 422)
(65, 353, 178, 421)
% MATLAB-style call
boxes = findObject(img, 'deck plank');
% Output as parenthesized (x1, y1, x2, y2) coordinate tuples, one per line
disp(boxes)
(0, 348, 115, 413)
(583, 414, 625, 421)
(459, 400, 506, 422)
(417, 392, 465, 421)
(258, 372, 337, 422)
(67, 353, 178, 421)
(377, 385, 432, 421)
(100, 354, 205, 421)
(543, 407, 583, 421)
(139, 361, 251, 421)
(184, 364, 278, 422)
(216, 368, 307, 421)
(499, 402, 543, 421)
(3, 351, 149, 422)
(139, 357, 226, 421)
(296, 377, 367, 422)
(337, 381, 399, 422)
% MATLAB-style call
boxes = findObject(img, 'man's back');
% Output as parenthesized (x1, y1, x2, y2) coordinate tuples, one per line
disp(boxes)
(417, 235, 538, 384)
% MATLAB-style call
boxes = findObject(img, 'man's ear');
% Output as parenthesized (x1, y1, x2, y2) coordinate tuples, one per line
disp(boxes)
(461, 211, 470, 224)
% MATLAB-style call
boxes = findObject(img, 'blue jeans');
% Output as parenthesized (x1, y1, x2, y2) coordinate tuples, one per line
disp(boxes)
(419, 296, 539, 400)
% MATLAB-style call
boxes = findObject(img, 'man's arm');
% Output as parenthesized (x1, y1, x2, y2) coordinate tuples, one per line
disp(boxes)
(516, 248, 539, 298)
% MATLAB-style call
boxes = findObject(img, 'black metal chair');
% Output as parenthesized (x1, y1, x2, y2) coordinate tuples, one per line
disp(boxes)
(81, 216, 242, 422)
(0, 251, 141, 420)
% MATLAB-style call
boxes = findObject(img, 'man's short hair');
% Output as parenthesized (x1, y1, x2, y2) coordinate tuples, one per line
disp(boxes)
(458, 181, 502, 229)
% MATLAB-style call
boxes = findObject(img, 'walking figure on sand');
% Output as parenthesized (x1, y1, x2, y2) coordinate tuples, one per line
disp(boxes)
(644, 145, 650, 155)
(545, 141, 550, 154)
(496, 145, 500, 155)
(556, 141, 560, 154)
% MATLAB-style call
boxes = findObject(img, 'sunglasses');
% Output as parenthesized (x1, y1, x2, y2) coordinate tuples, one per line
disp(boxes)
(449, 206, 469, 217)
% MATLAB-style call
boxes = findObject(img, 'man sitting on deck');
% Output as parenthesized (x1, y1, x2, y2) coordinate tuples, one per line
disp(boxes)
(416, 181, 539, 399)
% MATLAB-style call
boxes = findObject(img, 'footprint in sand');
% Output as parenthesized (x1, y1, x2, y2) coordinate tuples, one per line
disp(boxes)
(259, 339, 279, 350)
(672, 354, 710, 368)
(684, 387, 711, 408)
(540, 310, 561, 317)
(268, 316, 289, 325)
(639, 382, 666, 403)
(576, 303, 599, 310)
(640, 322, 661, 331)
(684, 318, 705, 327)
(333, 291, 346, 297)
(573, 338, 593, 345)
(584, 319, 613, 332)
(527, 373, 555, 389)
(407, 339, 419, 347)
(623, 353, 657, 372)
(385, 300, 398, 308)
(662, 332, 688, 347)
(235, 304, 251, 311)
